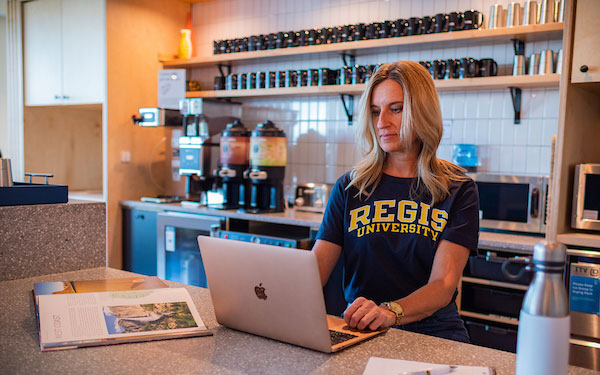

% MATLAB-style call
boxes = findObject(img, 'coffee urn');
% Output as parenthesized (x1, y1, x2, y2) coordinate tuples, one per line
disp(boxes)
(244, 120, 287, 213)
(217, 119, 250, 209)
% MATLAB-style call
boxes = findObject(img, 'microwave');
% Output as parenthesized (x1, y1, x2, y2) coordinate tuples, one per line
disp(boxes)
(471, 173, 549, 234)
(572, 163, 600, 231)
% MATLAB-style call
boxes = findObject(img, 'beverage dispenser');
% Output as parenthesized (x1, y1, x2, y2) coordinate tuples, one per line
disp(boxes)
(244, 120, 287, 213)
(217, 119, 250, 209)
(177, 98, 242, 204)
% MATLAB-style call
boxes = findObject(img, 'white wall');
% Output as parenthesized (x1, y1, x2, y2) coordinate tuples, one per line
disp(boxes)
(190, 0, 562, 190)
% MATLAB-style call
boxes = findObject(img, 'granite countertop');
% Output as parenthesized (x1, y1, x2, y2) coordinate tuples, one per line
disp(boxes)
(1, 267, 595, 375)
(121, 200, 544, 252)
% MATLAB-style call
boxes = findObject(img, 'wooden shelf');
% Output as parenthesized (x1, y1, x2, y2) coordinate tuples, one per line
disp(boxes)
(185, 74, 561, 99)
(557, 232, 600, 249)
(163, 23, 564, 69)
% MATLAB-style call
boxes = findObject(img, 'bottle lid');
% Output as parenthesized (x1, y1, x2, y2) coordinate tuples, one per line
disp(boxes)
(532, 241, 566, 271)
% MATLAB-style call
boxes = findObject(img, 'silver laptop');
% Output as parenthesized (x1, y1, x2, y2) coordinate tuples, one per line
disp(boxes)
(197, 236, 386, 353)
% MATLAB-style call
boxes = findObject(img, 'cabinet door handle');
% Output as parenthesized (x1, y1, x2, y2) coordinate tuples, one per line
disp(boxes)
(54, 95, 61, 99)
(530, 188, 540, 218)
(135, 214, 145, 220)
(580, 65, 589, 73)
(62, 95, 70, 99)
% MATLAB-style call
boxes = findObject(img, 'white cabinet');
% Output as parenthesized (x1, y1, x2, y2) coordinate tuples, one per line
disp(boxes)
(23, 0, 105, 106)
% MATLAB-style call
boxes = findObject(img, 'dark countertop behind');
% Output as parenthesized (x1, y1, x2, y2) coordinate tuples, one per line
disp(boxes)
(121, 200, 545, 252)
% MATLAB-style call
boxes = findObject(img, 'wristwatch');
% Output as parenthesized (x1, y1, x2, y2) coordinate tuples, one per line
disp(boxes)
(382, 301, 404, 326)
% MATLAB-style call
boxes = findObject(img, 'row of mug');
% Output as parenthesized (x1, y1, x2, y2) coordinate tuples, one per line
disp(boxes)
(488, 0, 565, 29)
(215, 65, 387, 90)
(419, 58, 499, 80)
(213, 9, 483, 55)
(513, 49, 563, 76)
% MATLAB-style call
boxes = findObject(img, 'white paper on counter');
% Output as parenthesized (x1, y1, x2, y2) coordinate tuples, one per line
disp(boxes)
(363, 357, 495, 375)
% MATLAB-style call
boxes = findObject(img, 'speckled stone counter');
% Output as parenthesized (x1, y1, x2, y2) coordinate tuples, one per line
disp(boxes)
(121, 200, 544, 252)
(1, 267, 595, 375)
(0, 200, 106, 281)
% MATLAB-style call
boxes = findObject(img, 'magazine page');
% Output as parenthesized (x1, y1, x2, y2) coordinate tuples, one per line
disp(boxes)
(363, 357, 496, 375)
(34, 276, 168, 297)
(38, 287, 209, 350)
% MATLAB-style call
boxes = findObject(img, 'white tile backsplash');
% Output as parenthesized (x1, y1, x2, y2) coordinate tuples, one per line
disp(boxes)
(191, 0, 561, 184)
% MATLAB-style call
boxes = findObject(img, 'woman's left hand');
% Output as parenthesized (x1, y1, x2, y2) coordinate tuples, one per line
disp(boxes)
(343, 297, 396, 330)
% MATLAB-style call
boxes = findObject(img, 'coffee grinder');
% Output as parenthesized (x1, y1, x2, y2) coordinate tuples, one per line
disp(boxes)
(216, 119, 250, 209)
(243, 120, 287, 213)
(178, 98, 242, 204)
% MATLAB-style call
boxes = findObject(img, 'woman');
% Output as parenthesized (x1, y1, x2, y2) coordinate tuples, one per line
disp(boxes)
(313, 61, 479, 342)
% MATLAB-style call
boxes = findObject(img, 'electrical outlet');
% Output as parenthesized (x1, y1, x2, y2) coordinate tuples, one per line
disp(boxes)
(121, 151, 131, 163)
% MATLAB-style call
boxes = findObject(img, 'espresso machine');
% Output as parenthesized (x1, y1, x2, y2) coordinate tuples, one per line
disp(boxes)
(216, 119, 250, 209)
(243, 120, 287, 213)
(177, 98, 242, 205)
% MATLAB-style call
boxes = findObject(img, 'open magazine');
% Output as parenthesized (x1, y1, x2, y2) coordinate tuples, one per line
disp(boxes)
(33, 277, 211, 351)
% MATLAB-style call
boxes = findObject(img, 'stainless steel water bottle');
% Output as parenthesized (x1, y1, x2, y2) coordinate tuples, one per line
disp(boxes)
(504, 241, 570, 375)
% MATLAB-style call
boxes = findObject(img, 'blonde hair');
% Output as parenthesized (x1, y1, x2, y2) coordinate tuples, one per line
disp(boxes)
(349, 61, 466, 204)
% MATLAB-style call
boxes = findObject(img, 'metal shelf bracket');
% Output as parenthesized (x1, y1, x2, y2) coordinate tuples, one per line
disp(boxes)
(340, 53, 356, 67)
(508, 86, 522, 124)
(217, 63, 232, 79)
(340, 94, 354, 126)
(511, 38, 525, 56)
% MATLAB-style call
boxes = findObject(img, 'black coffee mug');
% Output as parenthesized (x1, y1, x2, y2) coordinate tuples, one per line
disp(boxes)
(366, 22, 381, 39)
(319, 68, 337, 85)
(340, 66, 353, 85)
(478, 58, 498, 76)
(213, 40, 221, 54)
(419, 60, 432, 72)
(237, 73, 247, 90)
(276, 32, 287, 49)
(460, 57, 479, 78)
(448, 12, 464, 32)
(320, 27, 332, 44)
(379, 20, 393, 38)
(354, 23, 367, 40)
(214, 76, 225, 90)
(407, 17, 423, 36)
(421, 16, 435, 34)
(331, 26, 343, 43)
(433, 13, 449, 33)
(307, 69, 319, 87)
(256, 34, 267, 50)
(285, 70, 298, 87)
(225, 74, 237, 90)
(247, 72, 257, 89)
(240, 37, 249, 52)
(341, 25, 352, 42)
(432, 60, 447, 79)
(265, 71, 276, 89)
(297, 69, 309, 87)
(463, 10, 483, 30)
(255, 72, 266, 89)
(248, 36, 258, 51)
(393, 19, 409, 37)
(445, 59, 462, 79)
(297, 30, 309, 46)
(286, 31, 298, 47)
(268, 33, 278, 49)
(307, 29, 318, 45)
(275, 71, 286, 88)
(352, 65, 367, 84)
(231, 39, 241, 53)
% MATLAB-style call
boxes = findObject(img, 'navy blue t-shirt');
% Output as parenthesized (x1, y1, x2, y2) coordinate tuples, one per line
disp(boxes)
(317, 172, 479, 338)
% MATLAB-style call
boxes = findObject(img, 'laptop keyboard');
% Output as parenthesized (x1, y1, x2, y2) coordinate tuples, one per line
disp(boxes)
(329, 330, 358, 346)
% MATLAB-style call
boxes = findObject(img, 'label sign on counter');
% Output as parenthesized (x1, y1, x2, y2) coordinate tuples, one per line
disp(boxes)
(569, 262, 600, 315)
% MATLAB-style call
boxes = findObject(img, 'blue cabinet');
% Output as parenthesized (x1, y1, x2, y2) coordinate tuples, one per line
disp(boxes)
(122, 208, 158, 276)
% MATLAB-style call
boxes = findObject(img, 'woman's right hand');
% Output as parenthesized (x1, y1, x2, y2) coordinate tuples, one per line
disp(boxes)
(343, 297, 396, 331)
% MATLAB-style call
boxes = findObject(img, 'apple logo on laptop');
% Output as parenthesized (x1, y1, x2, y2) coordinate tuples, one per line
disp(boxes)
(254, 283, 267, 300)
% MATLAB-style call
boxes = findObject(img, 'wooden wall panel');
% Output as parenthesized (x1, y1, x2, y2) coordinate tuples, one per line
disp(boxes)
(106, 0, 189, 268)
(23, 104, 102, 191)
